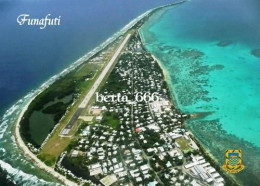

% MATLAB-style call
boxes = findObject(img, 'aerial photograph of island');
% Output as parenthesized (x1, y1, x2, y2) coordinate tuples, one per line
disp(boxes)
(0, 0, 259, 185)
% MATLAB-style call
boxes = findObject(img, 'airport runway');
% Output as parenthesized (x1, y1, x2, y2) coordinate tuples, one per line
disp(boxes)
(61, 33, 131, 135)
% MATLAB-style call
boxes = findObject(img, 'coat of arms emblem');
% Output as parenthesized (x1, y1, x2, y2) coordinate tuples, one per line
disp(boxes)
(222, 150, 245, 173)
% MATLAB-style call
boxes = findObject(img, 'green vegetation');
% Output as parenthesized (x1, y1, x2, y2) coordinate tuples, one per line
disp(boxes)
(75, 122, 89, 136)
(101, 112, 120, 129)
(65, 139, 78, 152)
(141, 129, 164, 149)
(36, 35, 124, 164)
(37, 154, 57, 166)
(20, 59, 100, 147)
(61, 155, 100, 185)
(43, 101, 72, 123)
(100, 54, 130, 93)
(43, 102, 67, 114)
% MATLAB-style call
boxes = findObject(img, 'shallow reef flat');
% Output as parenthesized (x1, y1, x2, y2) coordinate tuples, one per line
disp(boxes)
(140, 4, 260, 185)
(145, 43, 223, 109)
(188, 119, 260, 186)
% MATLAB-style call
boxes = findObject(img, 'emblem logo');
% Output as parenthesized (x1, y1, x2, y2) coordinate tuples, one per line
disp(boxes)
(222, 150, 244, 173)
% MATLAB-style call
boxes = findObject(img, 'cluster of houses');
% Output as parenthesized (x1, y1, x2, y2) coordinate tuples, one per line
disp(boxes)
(184, 155, 224, 186)
(61, 33, 225, 186)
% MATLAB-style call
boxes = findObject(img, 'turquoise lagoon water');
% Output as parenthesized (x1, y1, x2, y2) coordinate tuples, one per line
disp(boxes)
(140, 0, 260, 185)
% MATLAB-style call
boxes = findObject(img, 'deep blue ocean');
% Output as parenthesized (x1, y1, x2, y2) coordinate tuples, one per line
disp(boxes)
(0, 0, 177, 184)
(140, 0, 260, 185)
(0, 0, 177, 115)
(1, 0, 260, 185)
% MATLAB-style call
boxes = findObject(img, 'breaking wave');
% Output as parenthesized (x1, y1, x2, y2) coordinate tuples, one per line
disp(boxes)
(0, 9, 152, 185)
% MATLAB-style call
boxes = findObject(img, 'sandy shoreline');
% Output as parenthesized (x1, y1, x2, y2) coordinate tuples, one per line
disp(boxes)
(150, 54, 182, 108)
(14, 95, 78, 186)
(13, 35, 131, 186)
(11, 8, 153, 185)
(11, 2, 189, 185)
(139, 23, 239, 185)
(151, 54, 169, 81)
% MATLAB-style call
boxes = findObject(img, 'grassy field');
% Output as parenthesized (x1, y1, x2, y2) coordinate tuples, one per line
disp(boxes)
(101, 112, 120, 129)
(20, 51, 104, 148)
(175, 137, 192, 153)
(38, 33, 131, 165)
(38, 63, 103, 165)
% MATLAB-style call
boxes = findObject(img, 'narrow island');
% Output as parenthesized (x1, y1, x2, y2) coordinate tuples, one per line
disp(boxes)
(14, 1, 238, 186)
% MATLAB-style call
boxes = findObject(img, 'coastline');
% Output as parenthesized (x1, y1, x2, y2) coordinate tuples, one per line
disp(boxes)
(138, 8, 240, 186)
(183, 121, 239, 185)
(10, 1, 204, 185)
(14, 94, 78, 186)
(143, 42, 240, 186)
(139, 31, 180, 110)
(11, 7, 157, 185)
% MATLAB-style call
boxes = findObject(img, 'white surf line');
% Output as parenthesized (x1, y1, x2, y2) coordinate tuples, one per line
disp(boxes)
(14, 97, 78, 186)
(10, 11, 150, 184)
(79, 33, 131, 109)
(7, 8, 159, 185)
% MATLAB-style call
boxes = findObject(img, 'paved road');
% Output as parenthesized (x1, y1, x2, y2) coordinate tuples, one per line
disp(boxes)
(61, 33, 131, 135)
(79, 33, 131, 109)
(60, 108, 83, 135)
